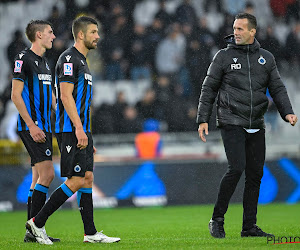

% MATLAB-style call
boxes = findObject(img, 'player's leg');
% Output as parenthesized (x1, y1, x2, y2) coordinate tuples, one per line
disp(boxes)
(24, 167, 38, 243)
(19, 131, 56, 242)
(27, 167, 38, 220)
(79, 133, 120, 243)
(30, 160, 54, 218)
(26, 131, 84, 244)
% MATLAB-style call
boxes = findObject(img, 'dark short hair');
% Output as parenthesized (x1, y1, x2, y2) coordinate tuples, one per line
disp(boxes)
(25, 20, 53, 42)
(72, 16, 98, 40)
(235, 13, 257, 30)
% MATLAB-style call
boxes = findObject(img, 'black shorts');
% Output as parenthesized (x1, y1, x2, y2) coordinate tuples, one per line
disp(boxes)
(56, 132, 94, 178)
(18, 130, 53, 166)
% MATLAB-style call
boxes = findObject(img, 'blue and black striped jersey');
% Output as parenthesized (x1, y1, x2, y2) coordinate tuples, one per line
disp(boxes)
(12, 49, 53, 132)
(55, 47, 93, 133)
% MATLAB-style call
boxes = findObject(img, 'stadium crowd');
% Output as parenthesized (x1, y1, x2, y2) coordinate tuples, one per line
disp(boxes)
(1, 0, 300, 136)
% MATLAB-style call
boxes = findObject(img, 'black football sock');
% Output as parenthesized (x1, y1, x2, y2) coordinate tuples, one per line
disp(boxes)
(30, 184, 48, 218)
(34, 183, 73, 228)
(77, 188, 97, 235)
(27, 189, 33, 220)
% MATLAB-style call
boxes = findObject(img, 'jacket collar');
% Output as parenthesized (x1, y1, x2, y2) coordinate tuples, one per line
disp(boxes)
(225, 34, 260, 52)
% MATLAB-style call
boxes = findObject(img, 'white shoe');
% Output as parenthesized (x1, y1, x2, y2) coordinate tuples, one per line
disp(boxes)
(83, 231, 121, 243)
(26, 218, 53, 245)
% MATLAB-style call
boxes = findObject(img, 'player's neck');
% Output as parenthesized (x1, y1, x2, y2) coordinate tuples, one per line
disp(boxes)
(30, 43, 46, 57)
(74, 42, 88, 58)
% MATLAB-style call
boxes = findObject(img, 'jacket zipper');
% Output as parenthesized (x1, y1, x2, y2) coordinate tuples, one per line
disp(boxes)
(247, 45, 253, 128)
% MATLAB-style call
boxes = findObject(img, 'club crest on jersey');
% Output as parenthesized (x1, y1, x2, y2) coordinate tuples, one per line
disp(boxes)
(258, 55, 266, 65)
(19, 53, 24, 59)
(14, 60, 23, 73)
(231, 58, 241, 70)
(64, 63, 73, 75)
(65, 55, 71, 62)
(35, 61, 38, 66)
(81, 60, 85, 65)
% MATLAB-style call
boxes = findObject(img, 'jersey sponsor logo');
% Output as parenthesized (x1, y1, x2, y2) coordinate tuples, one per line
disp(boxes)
(14, 60, 23, 73)
(66, 145, 72, 153)
(45, 149, 52, 156)
(65, 55, 71, 62)
(64, 63, 73, 75)
(74, 165, 81, 172)
(35, 61, 38, 66)
(19, 53, 24, 59)
(85, 73, 93, 85)
(231, 58, 241, 70)
(38, 74, 52, 81)
(258, 55, 266, 65)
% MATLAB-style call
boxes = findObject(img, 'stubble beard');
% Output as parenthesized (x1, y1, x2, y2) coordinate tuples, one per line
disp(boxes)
(84, 40, 97, 50)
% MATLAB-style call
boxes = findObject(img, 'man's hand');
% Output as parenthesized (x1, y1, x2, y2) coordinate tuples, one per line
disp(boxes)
(28, 124, 46, 143)
(285, 114, 298, 126)
(75, 127, 88, 150)
(198, 123, 209, 142)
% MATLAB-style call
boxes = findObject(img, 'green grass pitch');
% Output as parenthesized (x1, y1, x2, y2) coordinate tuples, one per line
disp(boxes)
(0, 203, 299, 249)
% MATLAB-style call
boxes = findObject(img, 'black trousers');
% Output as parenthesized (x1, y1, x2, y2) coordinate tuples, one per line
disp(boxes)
(212, 125, 265, 230)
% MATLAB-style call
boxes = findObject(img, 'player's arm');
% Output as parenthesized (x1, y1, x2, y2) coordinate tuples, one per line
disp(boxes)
(11, 79, 46, 143)
(60, 81, 87, 150)
(51, 91, 56, 112)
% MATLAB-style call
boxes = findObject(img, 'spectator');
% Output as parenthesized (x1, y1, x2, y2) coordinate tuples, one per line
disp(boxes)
(136, 89, 158, 119)
(285, 22, 300, 66)
(6, 30, 27, 68)
(146, 18, 164, 71)
(223, 0, 246, 16)
(216, 13, 234, 49)
(100, 15, 129, 80)
(166, 85, 189, 132)
(244, 1, 255, 15)
(0, 100, 19, 142)
(203, 0, 222, 13)
(269, 0, 296, 22)
(258, 26, 282, 65)
(154, 75, 174, 121)
(0, 73, 14, 122)
(186, 38, 209, 103)
(119, 106, 143, 133)
(47, 6, 66, 37)
(128, 24, 152, 81)
(175, 0, 198, 26)
(111, 91, 128, 133)
(92, 104, 115, 134)
(155, 24, 186, 85)
(154, 0, 173, 29)
(286, 0, 300, 24)
(183, 106, 198, 132)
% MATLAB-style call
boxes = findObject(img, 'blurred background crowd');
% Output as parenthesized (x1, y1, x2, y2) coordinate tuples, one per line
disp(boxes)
(1, 0, 300, 139)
